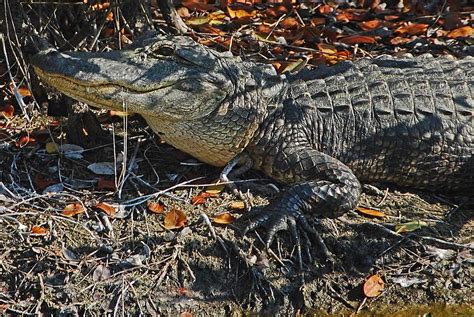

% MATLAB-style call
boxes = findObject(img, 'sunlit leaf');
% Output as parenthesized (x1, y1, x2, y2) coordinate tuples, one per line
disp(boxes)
(186, 16, 210, 26)
(363, 274, 384, 297)
(359, 20, 383, 30)
(31, 225, 48, 235)
(147, 201, 165, 214)
(212, 213, 236, 225)
(164, 209, 187, 230)
(96, 202, 117, 217)
(395, 220, 428, 233)
(280, 17, 299, 29)
(395, 23, 428, 35)
(356, 207, 386, 218)
(63, 203, 86, 217)
(192, 192, 212, 205)
(205, 183, 225, 195)
(227, 6, 256, 19)
(318, 4, 334, 14)
(447, 26, 473, 39)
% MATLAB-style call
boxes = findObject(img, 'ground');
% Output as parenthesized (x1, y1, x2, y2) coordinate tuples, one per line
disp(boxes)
(0, 116, 472, 315)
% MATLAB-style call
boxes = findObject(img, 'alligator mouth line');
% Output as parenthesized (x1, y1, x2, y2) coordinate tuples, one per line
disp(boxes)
(33, 65, 177, 94)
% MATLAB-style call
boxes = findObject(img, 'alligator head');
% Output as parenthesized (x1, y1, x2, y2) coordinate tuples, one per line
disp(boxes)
(32, 35, 282, 166)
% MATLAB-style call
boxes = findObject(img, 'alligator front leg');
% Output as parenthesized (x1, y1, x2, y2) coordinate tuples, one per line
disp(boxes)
(240, 146, 361, 261)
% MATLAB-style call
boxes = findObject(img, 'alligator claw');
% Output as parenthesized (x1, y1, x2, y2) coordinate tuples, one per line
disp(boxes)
(238, 205, 317, 269)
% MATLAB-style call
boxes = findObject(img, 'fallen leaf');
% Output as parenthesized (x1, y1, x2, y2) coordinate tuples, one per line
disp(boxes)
(180, 311, 192, 317)
(395, 23, 428, 36)
(59, 144, 84, 159)
(109, 110, 129, 117)
(363, 274, 384, 297)
(359, 20, 383, 30)
(34, 174, 57, 191)
(227, 6, 256, 19)
(205, 183, 225, 195)
(339, 35, 377, 44)
(96, 202, 116, 217)
(192, 192, 212, 205)
(45, 142, 59, 153)
(318, 4, 334, 14)
(447, 26, 473, 38)
(15, 135, 36, 147)
(212, 213, 236, 224)
(63, 203, 86, 217)
(31, 225, 49, 235)
(280, 17, 299, 29)
(147, 201, 165, 214)
(186, 16, 210, 26)
(164, 209, 187, 230)
(92, 264, 111, 282)
(395, 220, 428, 233)
(97, 177, 116, 190)
(356, 206, 386, 218)
(1, 104, 14, 118)
(61, 245, 79, 261)
(390, 36, 413, 45)
(392, 276, 427, 288)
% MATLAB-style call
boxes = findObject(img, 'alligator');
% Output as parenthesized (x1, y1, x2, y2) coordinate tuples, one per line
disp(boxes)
(32, 35, 473, 249)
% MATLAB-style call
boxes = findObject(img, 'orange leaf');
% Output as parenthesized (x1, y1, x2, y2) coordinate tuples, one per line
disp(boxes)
(15, 135, 36, 147)
(311, 17, 326, 26)
(192, 192, 212, 205)
(164, 209, 187, 230)
(447, 26, 474, 39)
(31, 225, 49, 235)
(96, 202, 116, 217)
(147, 201, 165, 214)
(318, 4, 334, 14)
(212, 213, 236, 224)
(390, 36, 413, 45)
(339, 35, 377, 44)
(356, 207, 386, 218)
(1, 104, 14, 118)
(359, 20, 382, 31)
(395, 23, 428, 35)
(280, 17, 299, 29)
(63, 203, 86, 217)
(336, 12, 353, 23)
(227, 6, 256, 19)
(363, 274, 384, 297)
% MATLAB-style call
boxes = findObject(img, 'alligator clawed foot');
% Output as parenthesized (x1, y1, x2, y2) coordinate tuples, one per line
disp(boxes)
(238, 206, 317, 270)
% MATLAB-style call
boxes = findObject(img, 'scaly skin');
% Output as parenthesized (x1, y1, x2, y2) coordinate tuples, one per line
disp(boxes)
(32, 35, 474, 249)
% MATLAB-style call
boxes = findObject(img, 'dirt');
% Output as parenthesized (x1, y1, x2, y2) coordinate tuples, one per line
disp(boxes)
(0, 118, 472, 315)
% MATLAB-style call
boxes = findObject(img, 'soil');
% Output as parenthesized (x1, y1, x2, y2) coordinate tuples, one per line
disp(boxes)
(0, 118, 472, 315)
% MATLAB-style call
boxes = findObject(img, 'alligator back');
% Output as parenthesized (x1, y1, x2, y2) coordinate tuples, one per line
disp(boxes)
(292, 56, 473, 193)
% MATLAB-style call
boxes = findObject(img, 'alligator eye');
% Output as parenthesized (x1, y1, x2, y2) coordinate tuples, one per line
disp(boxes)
(153, 45, 174, 56)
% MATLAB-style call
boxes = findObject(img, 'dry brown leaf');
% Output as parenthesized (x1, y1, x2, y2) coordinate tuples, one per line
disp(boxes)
(318, 4, 334, 14)
(147, 201, 165, 214)
(280, 17, 299, 29)
(1, 104, 14, 118)
(447, 26, 474, 39)
(31, 225, 49, 235)
(311, 17, 326, 26)
(63, 203, 86, 217)
(96, 202, 116, 217)
(33, 174, 56, 191)
(363, 274, 384, 297)
(390, 36, 413, 45)
(164, 209, 187, 230)
(356, 206, 386, 218)
(212, 213, 236, 224)
(192, 192, 212, 205)
(336, 12, 354, 23)
(97, 178, 116, 190)
(227, 6, 256, 19)
(359, 20, 382, 30)
(395, 23, 428, 35)
(205, 183, 225, 195)
(339, 35, 377, 44)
